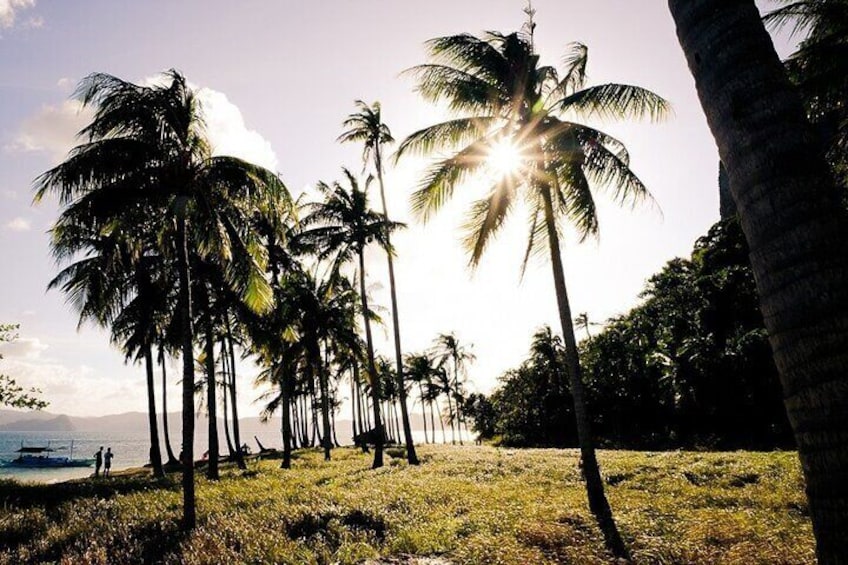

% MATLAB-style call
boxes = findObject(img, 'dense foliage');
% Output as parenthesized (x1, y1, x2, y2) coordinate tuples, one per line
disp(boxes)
(485, 219, 792, 450)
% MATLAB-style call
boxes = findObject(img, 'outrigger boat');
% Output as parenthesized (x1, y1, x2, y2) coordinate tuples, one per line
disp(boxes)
(3, 441, 94, 468)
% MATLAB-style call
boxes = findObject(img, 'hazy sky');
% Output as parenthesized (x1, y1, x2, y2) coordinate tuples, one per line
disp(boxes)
(0, 1, 796, 418)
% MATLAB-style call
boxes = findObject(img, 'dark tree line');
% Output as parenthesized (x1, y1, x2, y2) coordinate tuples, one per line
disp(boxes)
(474, 218, 792, 450)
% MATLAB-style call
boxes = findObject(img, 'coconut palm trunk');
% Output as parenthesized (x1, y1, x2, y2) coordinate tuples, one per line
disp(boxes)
(201, 286, 220, 480)
(176, 215, 196, 530)
(419, 382, 429, 444)
(144, 345, 165, 478)
(540, 182, 628, 558)
(669, 1, 848, 561)
(159, 346, 178, 464)
(445, 385, 456, 444)
(358, 249, 384, 468)
(226, 328, 246, 469)
(220, 342, 235, 458)
(281, 365, 293, 469)
(375, 163, 419, 464)
(350, 370, 359, 440)
(314, 348, 333, 461)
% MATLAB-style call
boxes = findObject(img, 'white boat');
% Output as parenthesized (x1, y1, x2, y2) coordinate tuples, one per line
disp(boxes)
(3, 440, 94, 468)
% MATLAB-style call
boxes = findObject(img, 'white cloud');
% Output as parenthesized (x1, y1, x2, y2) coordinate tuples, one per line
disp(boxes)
(197, 88, 279, 171)
(0, 357, 141, 416)
(0, 0, 35, 29)
(7, 100, 90, 162)
(0, 336, 48, 359)
(10, 81, 278, 173)
(56, 77, 73, 92)
(5, 217, 30, 231)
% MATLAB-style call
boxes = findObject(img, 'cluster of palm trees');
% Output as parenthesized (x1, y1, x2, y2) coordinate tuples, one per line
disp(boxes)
(36, 15, 672, 558)
(35, 73, 428, 527)
(405, 332, 476, 445)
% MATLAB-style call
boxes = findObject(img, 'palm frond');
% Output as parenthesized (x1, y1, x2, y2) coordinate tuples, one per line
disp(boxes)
(410, 139, 491, 222)
(393, 117, 495, 163)
(557, 83, 672, 123)
(461, 180, 517, 268)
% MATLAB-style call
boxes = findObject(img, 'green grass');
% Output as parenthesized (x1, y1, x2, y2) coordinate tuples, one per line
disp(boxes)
(0, 446, 814, 564)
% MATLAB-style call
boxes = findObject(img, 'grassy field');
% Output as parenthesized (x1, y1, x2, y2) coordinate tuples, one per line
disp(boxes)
(0, 445, 814, 564)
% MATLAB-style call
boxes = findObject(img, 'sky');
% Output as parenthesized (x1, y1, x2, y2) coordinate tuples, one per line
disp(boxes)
(0, 1, 798, 418)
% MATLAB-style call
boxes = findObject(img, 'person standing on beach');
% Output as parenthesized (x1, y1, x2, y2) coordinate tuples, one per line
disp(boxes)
(94, 446, 103, 478)
(104, 447, 114, 477)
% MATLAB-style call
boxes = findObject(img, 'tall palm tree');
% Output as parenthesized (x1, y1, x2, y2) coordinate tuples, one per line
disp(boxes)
(34, 70, 289, 529)
(669, 2, 848, 561)
(298, 169, 402, 467)
(396, 29, 670, 558)
(339, 101, 420, 465)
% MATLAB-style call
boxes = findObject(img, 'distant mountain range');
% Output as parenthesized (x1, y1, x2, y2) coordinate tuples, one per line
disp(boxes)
(0, 408, 431, 442)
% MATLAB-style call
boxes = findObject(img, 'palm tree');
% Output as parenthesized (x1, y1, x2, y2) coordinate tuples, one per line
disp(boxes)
(432, 333, 475, 444)
(405, 352, 440, 444)
(47, 219, 167, 478)
(763, 0, 848, 192)
(396, 29, 670, 558)
(298, 169, 403, 467)
(339, 101, 420, 465)
(669, 2, 848, 561)
(34, 70, 289, 529)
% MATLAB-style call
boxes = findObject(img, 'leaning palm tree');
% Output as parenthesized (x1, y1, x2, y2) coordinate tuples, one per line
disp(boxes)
(339, 101, 420, 465)
(396, 29, 669, 558)
(34, 70, 290, 529)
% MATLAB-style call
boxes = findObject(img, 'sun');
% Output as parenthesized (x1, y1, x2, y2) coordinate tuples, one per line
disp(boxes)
(486, 138, 525, 178)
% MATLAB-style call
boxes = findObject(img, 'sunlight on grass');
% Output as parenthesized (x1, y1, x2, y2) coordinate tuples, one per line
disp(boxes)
(0, 446, 814, 564)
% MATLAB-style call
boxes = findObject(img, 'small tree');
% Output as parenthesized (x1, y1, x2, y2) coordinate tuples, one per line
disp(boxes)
(0, 324, 48, 410)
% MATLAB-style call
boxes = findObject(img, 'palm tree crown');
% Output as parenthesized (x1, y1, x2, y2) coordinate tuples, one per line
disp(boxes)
(396, 31, 669, 269)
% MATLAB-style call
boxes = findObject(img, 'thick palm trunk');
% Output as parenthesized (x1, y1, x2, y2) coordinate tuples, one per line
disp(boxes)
(541, 184, 628, 559)
(159, 347, 178, 464)
(669, 2, 848, 560)
(176, 216, 196, 530)
(225, 327, 246, 469)
(144, 345, 165, 478)
(375, 156, 419, 464)
(201, 287, 219, 480)
(359, 249, 384, 468)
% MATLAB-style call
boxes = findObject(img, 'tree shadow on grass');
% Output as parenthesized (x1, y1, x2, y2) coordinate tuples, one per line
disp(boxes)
(0, 473, 179, 512)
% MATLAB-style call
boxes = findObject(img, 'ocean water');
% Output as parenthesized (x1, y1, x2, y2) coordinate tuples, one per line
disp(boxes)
(0, 425, 473, 484)
(0, 430, 152, 483)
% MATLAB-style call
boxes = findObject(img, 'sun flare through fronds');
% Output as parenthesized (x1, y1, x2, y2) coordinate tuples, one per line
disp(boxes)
(486, 137, 525, 179)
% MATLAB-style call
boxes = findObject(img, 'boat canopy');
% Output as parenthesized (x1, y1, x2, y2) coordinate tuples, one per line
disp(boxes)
(15, 446, 55, 453)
